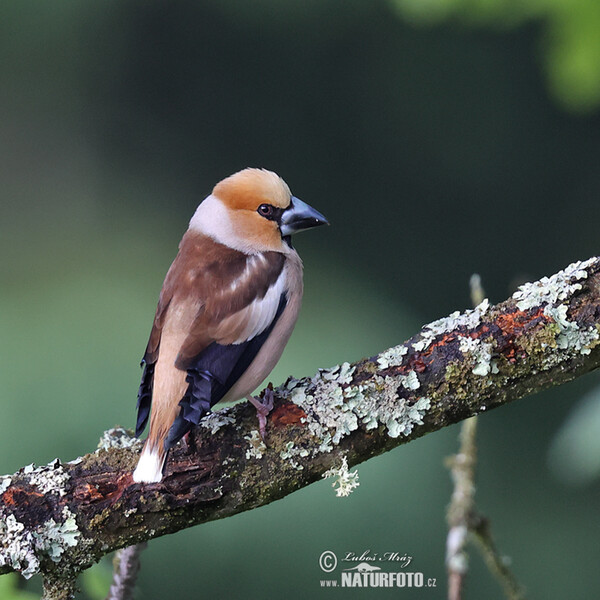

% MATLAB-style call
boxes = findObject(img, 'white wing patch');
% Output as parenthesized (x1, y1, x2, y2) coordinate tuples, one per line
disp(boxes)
(226, 253, 266, 294)
(217, 269, 287, 345)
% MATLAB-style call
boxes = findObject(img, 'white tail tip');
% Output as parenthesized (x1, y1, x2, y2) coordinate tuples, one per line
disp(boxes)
(133, 445, 165, 483)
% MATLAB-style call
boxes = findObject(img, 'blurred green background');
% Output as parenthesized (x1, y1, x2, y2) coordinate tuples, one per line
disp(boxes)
(1, 1, 600, 598)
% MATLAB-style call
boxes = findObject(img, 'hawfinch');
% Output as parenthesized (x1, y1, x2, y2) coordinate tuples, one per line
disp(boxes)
(133, 168, 328, 483)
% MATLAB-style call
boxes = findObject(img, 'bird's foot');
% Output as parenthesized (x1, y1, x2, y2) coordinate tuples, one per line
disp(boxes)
(180, 430, 197, 455)
(247, 385, 275, 440)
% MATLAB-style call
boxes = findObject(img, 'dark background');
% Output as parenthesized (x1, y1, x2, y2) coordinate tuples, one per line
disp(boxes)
(1, 1, 599, 598)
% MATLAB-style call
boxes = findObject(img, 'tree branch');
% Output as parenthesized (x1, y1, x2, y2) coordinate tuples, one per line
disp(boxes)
(2, 257, 600, 592)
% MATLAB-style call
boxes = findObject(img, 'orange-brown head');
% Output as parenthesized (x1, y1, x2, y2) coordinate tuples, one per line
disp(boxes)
(190, 168, 328, 253)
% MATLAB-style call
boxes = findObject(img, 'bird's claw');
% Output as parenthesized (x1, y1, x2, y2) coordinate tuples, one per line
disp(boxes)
(247, 387, 275, 440)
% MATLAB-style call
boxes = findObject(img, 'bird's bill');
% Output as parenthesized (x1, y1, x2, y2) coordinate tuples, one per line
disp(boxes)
(280, 197, 329, 236)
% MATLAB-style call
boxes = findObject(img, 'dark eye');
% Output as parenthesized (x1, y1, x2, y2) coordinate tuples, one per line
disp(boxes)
(258, 204, 274, 217)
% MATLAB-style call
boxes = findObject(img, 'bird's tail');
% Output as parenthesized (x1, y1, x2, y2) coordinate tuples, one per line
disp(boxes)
(133, 370, 212, 483)
(133, 439, 168, 483)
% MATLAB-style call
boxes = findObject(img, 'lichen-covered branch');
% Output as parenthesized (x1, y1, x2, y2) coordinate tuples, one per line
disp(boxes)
(2, 257, 600, 590)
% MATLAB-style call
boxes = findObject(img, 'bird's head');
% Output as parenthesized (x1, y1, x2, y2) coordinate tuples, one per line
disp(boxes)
(190, 168, 328, 253)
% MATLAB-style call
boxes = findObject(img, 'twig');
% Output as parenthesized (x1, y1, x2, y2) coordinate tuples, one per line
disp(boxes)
(105, 543, 147, 600)
(446, 274, 525, 600)
(446, 416, 478, 600)
(471, 518, 525, 600)
(445, 274, 484, 600)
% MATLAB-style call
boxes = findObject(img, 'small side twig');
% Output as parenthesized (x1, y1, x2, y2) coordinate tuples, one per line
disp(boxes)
(471, 517, 525, 600)
(105, 543, 147, 600)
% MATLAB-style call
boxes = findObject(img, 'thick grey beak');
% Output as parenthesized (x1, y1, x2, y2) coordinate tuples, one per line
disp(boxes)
(280, 196, 329, 237)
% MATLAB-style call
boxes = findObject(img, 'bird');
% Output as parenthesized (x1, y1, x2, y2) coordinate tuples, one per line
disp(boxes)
(132, 168, 328, 483)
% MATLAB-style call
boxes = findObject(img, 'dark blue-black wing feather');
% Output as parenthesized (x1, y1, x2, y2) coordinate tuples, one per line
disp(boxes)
(135, 360, 155, 437)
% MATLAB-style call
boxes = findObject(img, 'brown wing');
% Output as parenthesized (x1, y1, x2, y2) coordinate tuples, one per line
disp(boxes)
(143, 289, 172, 364)
(176, 247, 286, 368)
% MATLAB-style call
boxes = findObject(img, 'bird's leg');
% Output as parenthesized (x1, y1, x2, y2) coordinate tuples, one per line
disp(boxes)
(247, 385, 275, 440)
(181, 431, 190, 452)
(179, 430, 197, 455)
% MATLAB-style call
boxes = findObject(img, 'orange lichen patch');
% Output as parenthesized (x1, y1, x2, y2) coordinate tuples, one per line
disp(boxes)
(495, 307, 550, 337)
(271, 402, 308, 427)
(74, 483, 104, 503)
(408, 355, 428, 373)
(492, 307, 553, 362)
(469, 324, 491, 338)
(74, 472, 133, 505)
(102, 472, 133, 502)
(1, 486, 43, 506)
(401, 333, 462, 377)
(423, 333, 458, 356)
(401, 305, 555, 377)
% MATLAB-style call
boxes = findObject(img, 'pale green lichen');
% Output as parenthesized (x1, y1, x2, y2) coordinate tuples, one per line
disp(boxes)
(284, 366, 431, 447)
(512, 258, 595, 311)
(511, 258, 600, 359)
(346, 377, 430, 438)
(97, 427, 142, 451)
(24, 459, 70, 497)
(279, 441, 309, 470)
(383, 396, 431, 438)
(458, 336, 495, 376)
(33, 507, 80, 561)
(377, 345, 408, 369)
(317, 433, 334, 454)
(0, 477, 11, 495)
(413, 299, 490, 352)
(322, 456, 360, 497)
(286, 376, 358, 447)
(0, 458, 82, 579)
(0, 514, 38, 578)
(319, 362, 355, 384)
(401, 370, 421, 390)
(545, 304, 599, 355)
(0, 507, 80, 579)
(200, 407, 236, 434)
(244, 430, 266, 460)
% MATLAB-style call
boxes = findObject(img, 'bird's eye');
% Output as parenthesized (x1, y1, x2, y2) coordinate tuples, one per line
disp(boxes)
(258, 204, 274, 217)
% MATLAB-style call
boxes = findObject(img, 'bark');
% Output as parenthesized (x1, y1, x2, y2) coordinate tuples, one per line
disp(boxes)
(1, 256, 599, 592)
